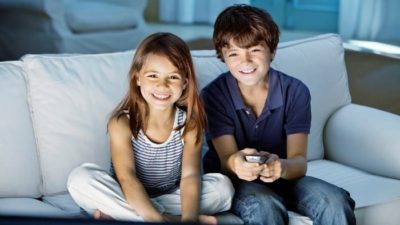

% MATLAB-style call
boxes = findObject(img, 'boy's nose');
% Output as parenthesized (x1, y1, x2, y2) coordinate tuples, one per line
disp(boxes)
(244, 52, 252, 62)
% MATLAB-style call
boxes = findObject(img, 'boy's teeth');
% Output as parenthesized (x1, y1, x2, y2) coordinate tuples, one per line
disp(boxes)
(241, 68, 255, 73)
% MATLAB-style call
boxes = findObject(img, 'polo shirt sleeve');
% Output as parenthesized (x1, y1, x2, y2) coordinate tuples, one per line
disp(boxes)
(201, 85, 235, 139)
(284, 81, 311, 135)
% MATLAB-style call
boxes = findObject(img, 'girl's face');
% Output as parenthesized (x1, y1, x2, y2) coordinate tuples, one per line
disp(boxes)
(222, 39, 275, 87)
(137, 54, 187, 111)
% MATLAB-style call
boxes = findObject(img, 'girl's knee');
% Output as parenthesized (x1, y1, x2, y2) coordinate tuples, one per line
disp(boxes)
(67, 163, 101, 190)
(205, 173, 234, 199)
(202, 173, 235, 212)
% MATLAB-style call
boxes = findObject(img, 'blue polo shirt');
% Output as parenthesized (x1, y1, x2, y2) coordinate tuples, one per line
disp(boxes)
(201, 68, 311, 173)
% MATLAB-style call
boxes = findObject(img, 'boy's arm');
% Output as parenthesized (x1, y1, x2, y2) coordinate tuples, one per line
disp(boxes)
(108, 117, 163, 222)
(212, 134, 263, 181)
(180, 129, 202, 222)
(282, 133, 308, 178)
(259, 133, 308, 182)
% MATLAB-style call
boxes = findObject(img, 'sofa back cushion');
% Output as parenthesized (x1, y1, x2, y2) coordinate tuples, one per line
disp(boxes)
(0, 61, 41, 198)
(192, 34, 351, 160)
(23, 52, 133, 195)
(272, 34, 351, 160)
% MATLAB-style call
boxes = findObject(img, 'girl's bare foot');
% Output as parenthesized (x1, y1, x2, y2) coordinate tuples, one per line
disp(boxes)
(199, 215, 218, 225)
(93, 209, 113, 220)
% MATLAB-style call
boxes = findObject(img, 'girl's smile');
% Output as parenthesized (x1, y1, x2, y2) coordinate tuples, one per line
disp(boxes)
(137, 53, 186, 110)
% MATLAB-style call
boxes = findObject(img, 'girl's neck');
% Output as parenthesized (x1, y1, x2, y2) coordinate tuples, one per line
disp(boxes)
(143, 106, 176, 144)
(148, 106, 176, 127)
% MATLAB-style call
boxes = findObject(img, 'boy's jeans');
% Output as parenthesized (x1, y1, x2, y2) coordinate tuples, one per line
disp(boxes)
(232, 176, 356, 225)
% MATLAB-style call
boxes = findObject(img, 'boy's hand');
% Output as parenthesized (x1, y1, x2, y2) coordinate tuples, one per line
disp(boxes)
(232, 148, 263, 181)
(259, 153, 282, 183)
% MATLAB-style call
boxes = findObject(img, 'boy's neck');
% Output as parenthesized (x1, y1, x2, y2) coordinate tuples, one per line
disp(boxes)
(238, 76, 269, 118)
(238, 73, 269, 95)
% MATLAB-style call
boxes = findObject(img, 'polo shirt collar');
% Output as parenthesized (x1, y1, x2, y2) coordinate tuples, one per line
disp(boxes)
(226, 68, 283, 111)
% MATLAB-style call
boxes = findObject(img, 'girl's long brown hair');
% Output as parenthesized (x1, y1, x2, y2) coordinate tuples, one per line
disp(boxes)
(111, 32, 206, 144)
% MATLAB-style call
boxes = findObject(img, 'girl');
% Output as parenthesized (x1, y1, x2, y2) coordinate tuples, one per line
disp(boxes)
(67, 32, 234, 224)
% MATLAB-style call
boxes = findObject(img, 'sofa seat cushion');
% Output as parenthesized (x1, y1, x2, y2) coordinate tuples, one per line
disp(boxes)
(0, 198, 66, 217)
(65, 2, 138, 33)
(42, 193, 88, 218)
(0, 61, 41, 198)
(308, 159, 400, 208)
(308, 159, 400, 224)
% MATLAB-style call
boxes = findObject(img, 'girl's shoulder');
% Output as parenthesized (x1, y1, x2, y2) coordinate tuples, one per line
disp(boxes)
(108, 113, 131, 136)
(175, 107, 187, 127)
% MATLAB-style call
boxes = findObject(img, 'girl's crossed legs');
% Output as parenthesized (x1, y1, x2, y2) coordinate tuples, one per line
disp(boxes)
(67, 163, 234, 222)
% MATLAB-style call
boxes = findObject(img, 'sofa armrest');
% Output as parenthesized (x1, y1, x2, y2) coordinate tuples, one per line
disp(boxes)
(325, 103, 400, 179)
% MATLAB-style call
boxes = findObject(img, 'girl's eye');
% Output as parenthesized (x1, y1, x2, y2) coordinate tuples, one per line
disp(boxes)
(169, 75, 181, 80)
(146, 74, 157, 78)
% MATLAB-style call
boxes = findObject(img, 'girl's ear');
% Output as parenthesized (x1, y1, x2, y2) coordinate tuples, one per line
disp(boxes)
(136, 77, 141, 86)
(183, 78, 188, 90)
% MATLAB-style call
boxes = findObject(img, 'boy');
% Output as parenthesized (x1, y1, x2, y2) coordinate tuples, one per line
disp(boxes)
(201, 4, 356, 225)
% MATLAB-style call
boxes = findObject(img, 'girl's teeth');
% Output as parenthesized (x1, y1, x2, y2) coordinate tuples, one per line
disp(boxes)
(153, 93, 169, 99)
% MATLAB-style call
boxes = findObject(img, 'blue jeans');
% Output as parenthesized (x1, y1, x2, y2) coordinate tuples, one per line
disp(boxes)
(231, 176, 356, 225)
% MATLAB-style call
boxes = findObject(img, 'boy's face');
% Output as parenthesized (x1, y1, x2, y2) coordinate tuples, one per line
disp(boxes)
(222, 39, 275, 87)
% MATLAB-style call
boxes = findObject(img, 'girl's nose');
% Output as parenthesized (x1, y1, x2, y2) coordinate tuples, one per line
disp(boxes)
(157, 78, 168, 87)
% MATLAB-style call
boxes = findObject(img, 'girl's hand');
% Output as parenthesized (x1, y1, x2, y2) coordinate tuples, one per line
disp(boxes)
(233, 148, 263, 181)
(259, 153, 282, 183)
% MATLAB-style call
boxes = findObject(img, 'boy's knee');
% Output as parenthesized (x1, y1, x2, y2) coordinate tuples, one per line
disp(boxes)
(232, 193, 287, 225)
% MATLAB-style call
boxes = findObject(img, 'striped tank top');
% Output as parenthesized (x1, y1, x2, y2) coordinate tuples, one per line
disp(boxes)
(112, 108, 186, 197)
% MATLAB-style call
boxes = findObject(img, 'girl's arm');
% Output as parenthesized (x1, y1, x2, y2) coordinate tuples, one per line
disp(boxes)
(108, 117, 163, 222)
(180, 129, 202, 222)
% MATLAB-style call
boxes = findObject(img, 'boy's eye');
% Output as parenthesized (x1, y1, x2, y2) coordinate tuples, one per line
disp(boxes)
(228, 53, 237, 57)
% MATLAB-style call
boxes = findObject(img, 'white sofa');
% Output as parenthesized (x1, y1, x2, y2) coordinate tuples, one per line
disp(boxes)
(1, 34, 400, 225)
(0, 0, 149, 61)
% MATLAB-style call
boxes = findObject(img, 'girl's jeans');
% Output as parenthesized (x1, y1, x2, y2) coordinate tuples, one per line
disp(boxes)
(232, 176, 356, 225)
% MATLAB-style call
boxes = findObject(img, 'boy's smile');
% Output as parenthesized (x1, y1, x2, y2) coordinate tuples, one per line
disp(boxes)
(222, 40, 275, 87)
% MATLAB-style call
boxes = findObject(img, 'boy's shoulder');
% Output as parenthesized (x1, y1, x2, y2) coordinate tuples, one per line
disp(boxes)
(271, 68, 309, 91)
(201, 71, 231, 95)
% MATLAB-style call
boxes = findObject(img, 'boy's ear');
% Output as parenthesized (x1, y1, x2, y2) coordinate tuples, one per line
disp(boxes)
(271, 51, 276, 62)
